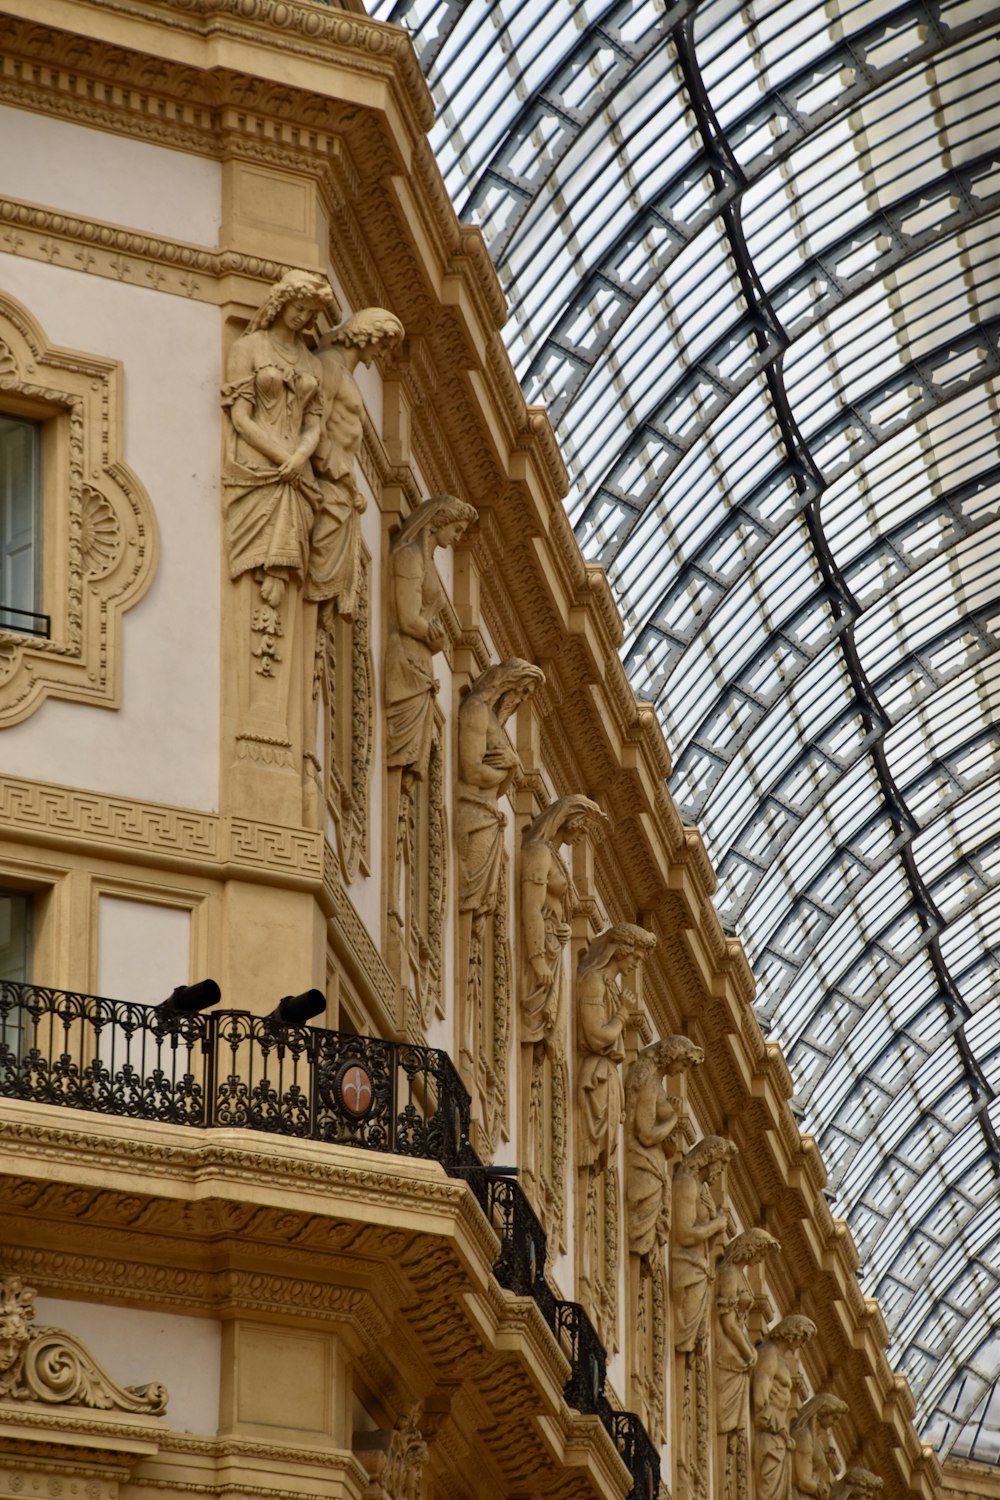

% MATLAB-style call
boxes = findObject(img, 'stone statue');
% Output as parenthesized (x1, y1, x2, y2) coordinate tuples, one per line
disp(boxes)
(576, 922, 657, 1345)
(791, 1393, 848, 1500)
(521, 796, 606, 1052)
(625, 1035, 704, 1258)
(222, 273, 402, 824)
(672, 1135, 738, 1500)
(715, 1229, 781, 1500)
(312, 306, 404, 614)
(577, 923, 657, 1172)
(624, 1035, 702, 1446)
(458, 659, 544, 922)
(0, 1274, 167, 1414)
(456, 658, 544, 1149)
(672, 1136, 738, 1350)
(753, 1316, 818, 1500)
(386, 495, 476, 784)
(222, 269, 335, 613)
(520, 794, 606, 1243)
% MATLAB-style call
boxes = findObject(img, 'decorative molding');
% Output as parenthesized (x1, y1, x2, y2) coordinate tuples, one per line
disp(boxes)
(0, 291, 158, 726)
(0, 198, 286, 306)
(0, 1275, 167, 1416)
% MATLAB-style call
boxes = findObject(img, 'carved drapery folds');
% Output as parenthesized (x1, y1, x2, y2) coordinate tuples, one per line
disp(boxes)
(222, 273, 401, 821)
(672, 1135, 739, 1500)
(715, 1229, 782, 1500)
(456, 658, 543, 1151)
(0, 291, 157, 726)
(385, 496, 476, 1030)
(791, 1392, 849, 1500)
(752, 1316, 818, 1500)
(576, 922, 657, 1348)
(625, 1035, 703, 1443)
(520, 794, 606, 1246)
(316, 548, 373, 881)
(0, 1274, 167, 1414)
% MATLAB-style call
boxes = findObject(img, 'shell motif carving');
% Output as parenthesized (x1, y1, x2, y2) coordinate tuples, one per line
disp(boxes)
(80, 486, 122, 577)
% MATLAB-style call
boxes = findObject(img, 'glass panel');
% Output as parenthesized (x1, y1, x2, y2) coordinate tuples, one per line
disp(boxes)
(0, 413, 39, 631)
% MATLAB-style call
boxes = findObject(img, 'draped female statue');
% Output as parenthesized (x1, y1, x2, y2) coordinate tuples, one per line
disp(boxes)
(791, 1393, 848, 1500)
(715, 1229, 781, 1500)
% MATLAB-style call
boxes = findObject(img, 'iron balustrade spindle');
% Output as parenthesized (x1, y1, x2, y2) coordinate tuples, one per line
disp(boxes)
(0, 980, 659, 1500)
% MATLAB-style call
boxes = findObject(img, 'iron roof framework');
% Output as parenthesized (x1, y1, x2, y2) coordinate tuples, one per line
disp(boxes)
(369, 0, 1000, 1465)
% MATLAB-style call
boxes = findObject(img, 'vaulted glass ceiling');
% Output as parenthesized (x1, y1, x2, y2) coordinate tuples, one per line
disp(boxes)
(369, 0, 1000, 1465)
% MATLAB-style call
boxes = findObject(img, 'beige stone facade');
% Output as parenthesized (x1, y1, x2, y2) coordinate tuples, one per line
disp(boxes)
(0, 4, 955, 1500)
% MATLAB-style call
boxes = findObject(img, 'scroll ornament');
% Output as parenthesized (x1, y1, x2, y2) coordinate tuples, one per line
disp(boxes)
(365, 1402, 428, 1500)
(0, 1275, 168, 1415)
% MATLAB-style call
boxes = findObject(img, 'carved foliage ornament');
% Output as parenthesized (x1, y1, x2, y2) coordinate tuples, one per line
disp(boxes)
(0, 1275, 168, 1415)
(365, 1402, 428, 1500)
(0, 295, 158, 725)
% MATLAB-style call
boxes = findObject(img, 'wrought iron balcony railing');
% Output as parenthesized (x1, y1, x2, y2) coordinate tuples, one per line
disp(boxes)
(0, 981, 659, 1500)
(0, 980, 469, 1168)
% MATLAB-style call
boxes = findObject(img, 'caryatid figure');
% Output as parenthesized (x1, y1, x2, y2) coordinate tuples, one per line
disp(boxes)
(715, 1229, 781, 1500)
(520, 794, 607, 1241)
(312, 306, 404, 615)
(385, 494, 476, 788)
(624, 1035, 704, 1259)
(753, 1316, 818, 1500)
(791, 1393, 848, 1500)
(672, 1135, 738, 1352)
(576, 923, 658, 1172)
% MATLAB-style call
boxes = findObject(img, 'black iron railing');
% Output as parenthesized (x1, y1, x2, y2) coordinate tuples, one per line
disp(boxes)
(0, 981, 659, 1500)
(0, 981, 469, 1168)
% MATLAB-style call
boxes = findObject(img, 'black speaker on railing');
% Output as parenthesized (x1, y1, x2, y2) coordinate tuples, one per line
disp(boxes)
(268, 989, 326, 1026)
(158, 979, 222, 1015)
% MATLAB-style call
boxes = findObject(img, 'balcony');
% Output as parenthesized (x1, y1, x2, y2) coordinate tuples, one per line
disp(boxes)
(0, 979, 659, 1500)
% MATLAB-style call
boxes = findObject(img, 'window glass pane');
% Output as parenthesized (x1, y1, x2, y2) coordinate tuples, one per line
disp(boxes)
(0, 892, 30, 982)
(0, 414, 39, 629)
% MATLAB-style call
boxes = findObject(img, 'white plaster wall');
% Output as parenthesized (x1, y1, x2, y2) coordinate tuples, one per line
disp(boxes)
(34, 1296, 220, 1435)
(0, 106, 221, 245)
(0, 255, 221, 810)
(97, 895, 192, 1003)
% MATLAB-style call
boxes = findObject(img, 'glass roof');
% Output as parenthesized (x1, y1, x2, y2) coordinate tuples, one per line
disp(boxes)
(369, 0, 1000, 1464)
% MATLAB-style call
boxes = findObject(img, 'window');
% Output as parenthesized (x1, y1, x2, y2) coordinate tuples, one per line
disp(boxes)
(0, 414, 44, 636)
(0, 889, 31, 1055)
(0, 289, 157, 726)
(0, 890, 31, 982)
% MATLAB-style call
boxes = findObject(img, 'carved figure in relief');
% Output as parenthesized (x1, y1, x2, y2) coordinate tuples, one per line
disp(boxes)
(624, 1034, 703, 1445)
(312, 307, 404, 614)
(752, 1315, 818, 1500)
(672, 1135, 737, 1350)
(791, 1393, 848, 1500)
(365, 1402, 428, 1500)
(715, 1229, 781, 1500)
(521, 796, 606, 1049)
(520, 795, 606, 1241)
(222, 269, 335, 611)
(458, 660, 543, 919)
(456, 658, 543, 1147)
(673, 1135, 738, 1500)
(625, 1036, 703, 1258)
(577, 924, 657, 1170)
(0, 1274, 167, 1413)
(576, 922, 657, 1347)
(386, 496, 476, 783)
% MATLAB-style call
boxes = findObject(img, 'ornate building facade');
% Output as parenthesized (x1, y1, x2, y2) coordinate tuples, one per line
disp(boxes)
(0, 4, 967, 1500)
